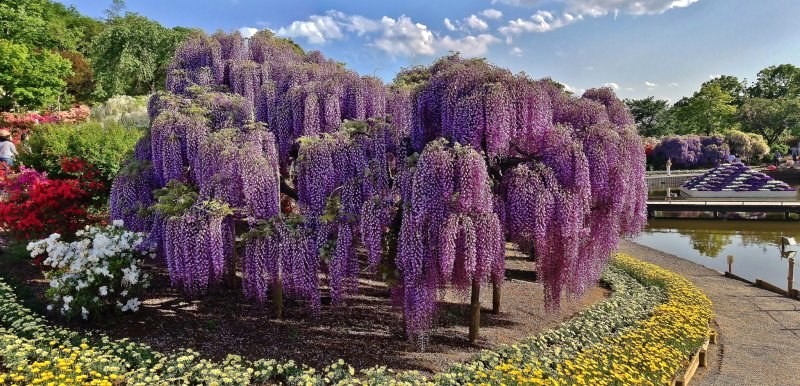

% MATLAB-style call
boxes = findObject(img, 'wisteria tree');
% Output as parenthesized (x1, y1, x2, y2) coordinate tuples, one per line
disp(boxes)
(111, 31, 647, 346)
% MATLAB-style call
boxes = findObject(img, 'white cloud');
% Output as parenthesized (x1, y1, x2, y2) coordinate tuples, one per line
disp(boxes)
(585, 65, 595, 71)
(238, 27, 259, 38)
(499, 10, 578, 36)
(465, 15, 489, 31)
(279, 11, 500, 57)
(624, 87, 636, 91)
(709, 74, 720, 79)
(277, 14, 344, 44)
(561, 82, 577, 92)
(374, 15, 437, 56)
(668, 82, 679, 87)
(510, 46, 523, 56)
(567, 0, 701, 16)
(603, 82, 620, 90)
(331, 11, 381, 35)
(444, 18, 457, 31)
(499, 0, 701, 36)
(438, 34, 499, 56)
(645, 81, 658, 88)
(276, 10, 380, 44)
(480, 9, 504, 19)
(445, 14, 494, 32)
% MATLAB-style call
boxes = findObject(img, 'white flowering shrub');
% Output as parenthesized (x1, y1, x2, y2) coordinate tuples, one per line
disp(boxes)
(90, 95, 150, 128)
(26, 220, 154, 320)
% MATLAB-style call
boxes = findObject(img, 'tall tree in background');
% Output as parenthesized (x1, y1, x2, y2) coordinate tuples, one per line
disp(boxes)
(91, 12, 198, 99)
(749, 64, 800, 99)
(59, 50, 94, 103)
(624, 96, 670, 137)
(0, 39, 72, 110)
(739, 97, 800, 145)
(703, 75, 747, 106)
(671, 83, 736, 135)
(0, 0, 102, 54)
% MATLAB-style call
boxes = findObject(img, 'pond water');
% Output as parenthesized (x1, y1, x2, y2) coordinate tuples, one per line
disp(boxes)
(633, 218, 800, 289)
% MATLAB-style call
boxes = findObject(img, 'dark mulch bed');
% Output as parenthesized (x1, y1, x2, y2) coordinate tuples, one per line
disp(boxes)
(1, 241, 609, 373)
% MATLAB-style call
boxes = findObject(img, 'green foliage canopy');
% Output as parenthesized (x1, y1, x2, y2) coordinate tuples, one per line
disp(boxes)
(670, 83, 737, 136)
(624, 97, 670, 137)
(91, 13, 199, 99)
(739, 97, 800, 145)
(0, 39, 72, 110)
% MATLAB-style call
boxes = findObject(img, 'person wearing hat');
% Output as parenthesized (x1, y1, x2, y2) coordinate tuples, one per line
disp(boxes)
(0, 129, 19, 166)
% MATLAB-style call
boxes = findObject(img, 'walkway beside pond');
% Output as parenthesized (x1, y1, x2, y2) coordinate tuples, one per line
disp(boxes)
(620, 240, 800, 386)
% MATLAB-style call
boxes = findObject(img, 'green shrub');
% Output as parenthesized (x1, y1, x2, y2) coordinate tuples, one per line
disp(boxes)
(18, 121, 145, 184)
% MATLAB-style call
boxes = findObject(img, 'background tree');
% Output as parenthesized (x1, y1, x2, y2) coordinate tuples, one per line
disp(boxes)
(748, 64, 800, 99)
(0, 0, 102, 53)
(724, 129, 770, 161)
(58, 50, 94, 103)
(671, 83, 736, 135)
(624, 96, 670, 137)
(739, 97, 800, 145)
(702, 75, 747, 106)
(91, 13, 198, 99)
(0, 39, 72, 110)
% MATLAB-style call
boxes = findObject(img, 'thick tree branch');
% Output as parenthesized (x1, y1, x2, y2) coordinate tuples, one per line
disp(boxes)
(280, 178, 298, 200)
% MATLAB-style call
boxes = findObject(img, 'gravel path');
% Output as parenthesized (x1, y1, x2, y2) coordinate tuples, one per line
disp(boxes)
(620, 240, 800, 386)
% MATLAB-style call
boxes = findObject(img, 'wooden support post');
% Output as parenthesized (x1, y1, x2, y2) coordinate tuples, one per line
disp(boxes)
(469, 279, 481, 344)
(786, 211, 791, 221)
(273, 275, 284, 319)
(727, 255, 734, 274)
(492, 279, 501, 315)
(788, 257, 795, 295)
(227, 220, 238, 289)
(713, 211, 719, 219)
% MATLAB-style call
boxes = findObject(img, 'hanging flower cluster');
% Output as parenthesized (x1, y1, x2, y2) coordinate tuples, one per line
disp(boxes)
(397, 140, 505, 338)
(406, 56, 647, 308)
(241, 216, 321, 311)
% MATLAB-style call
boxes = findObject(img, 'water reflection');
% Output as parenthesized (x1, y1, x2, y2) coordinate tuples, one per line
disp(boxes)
(635, 218, 800, 288)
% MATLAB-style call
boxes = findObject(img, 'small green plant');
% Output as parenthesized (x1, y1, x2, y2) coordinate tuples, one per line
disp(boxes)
(18, 121, 145, 185)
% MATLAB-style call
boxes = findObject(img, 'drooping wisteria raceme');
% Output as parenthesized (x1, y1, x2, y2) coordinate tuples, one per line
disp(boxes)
(408, 56, 647, 308)
(397, 140, 504, 338)
(109, 32, 647, 341)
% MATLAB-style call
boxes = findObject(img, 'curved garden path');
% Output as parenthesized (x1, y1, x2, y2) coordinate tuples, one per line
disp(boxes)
(620, 240, 800, 386)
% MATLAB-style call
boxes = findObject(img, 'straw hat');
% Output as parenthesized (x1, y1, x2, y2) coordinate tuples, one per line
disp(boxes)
(0, 129, 10, 137)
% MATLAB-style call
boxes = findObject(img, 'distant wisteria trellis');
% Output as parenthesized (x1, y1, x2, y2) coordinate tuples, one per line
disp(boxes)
(651, 134, 730, 168)
(110, 32, 648, 341)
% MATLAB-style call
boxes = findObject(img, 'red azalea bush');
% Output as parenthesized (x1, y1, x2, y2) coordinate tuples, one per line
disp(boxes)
(0, 105, 90, 143)
(0, 157, 105, 241)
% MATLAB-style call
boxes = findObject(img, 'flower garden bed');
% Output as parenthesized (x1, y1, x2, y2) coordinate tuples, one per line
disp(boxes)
(0, 246, 610, 373)
(0, 253, 713, 385)
(681, 163, 796, 198)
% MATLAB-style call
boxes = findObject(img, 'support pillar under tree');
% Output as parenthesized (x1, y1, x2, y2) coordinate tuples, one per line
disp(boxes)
(469, 279, 481, 344)
(273, 274, 284, 319)
(492, 278, 501, 314)
(227, 220, 238, 289)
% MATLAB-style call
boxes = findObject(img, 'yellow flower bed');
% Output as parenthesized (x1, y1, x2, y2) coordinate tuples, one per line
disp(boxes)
(0, 333, 121, 386)
(482, 253, 714, 385)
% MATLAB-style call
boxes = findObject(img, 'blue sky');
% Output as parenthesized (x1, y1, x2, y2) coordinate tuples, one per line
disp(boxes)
(58, 0, 800, 102)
